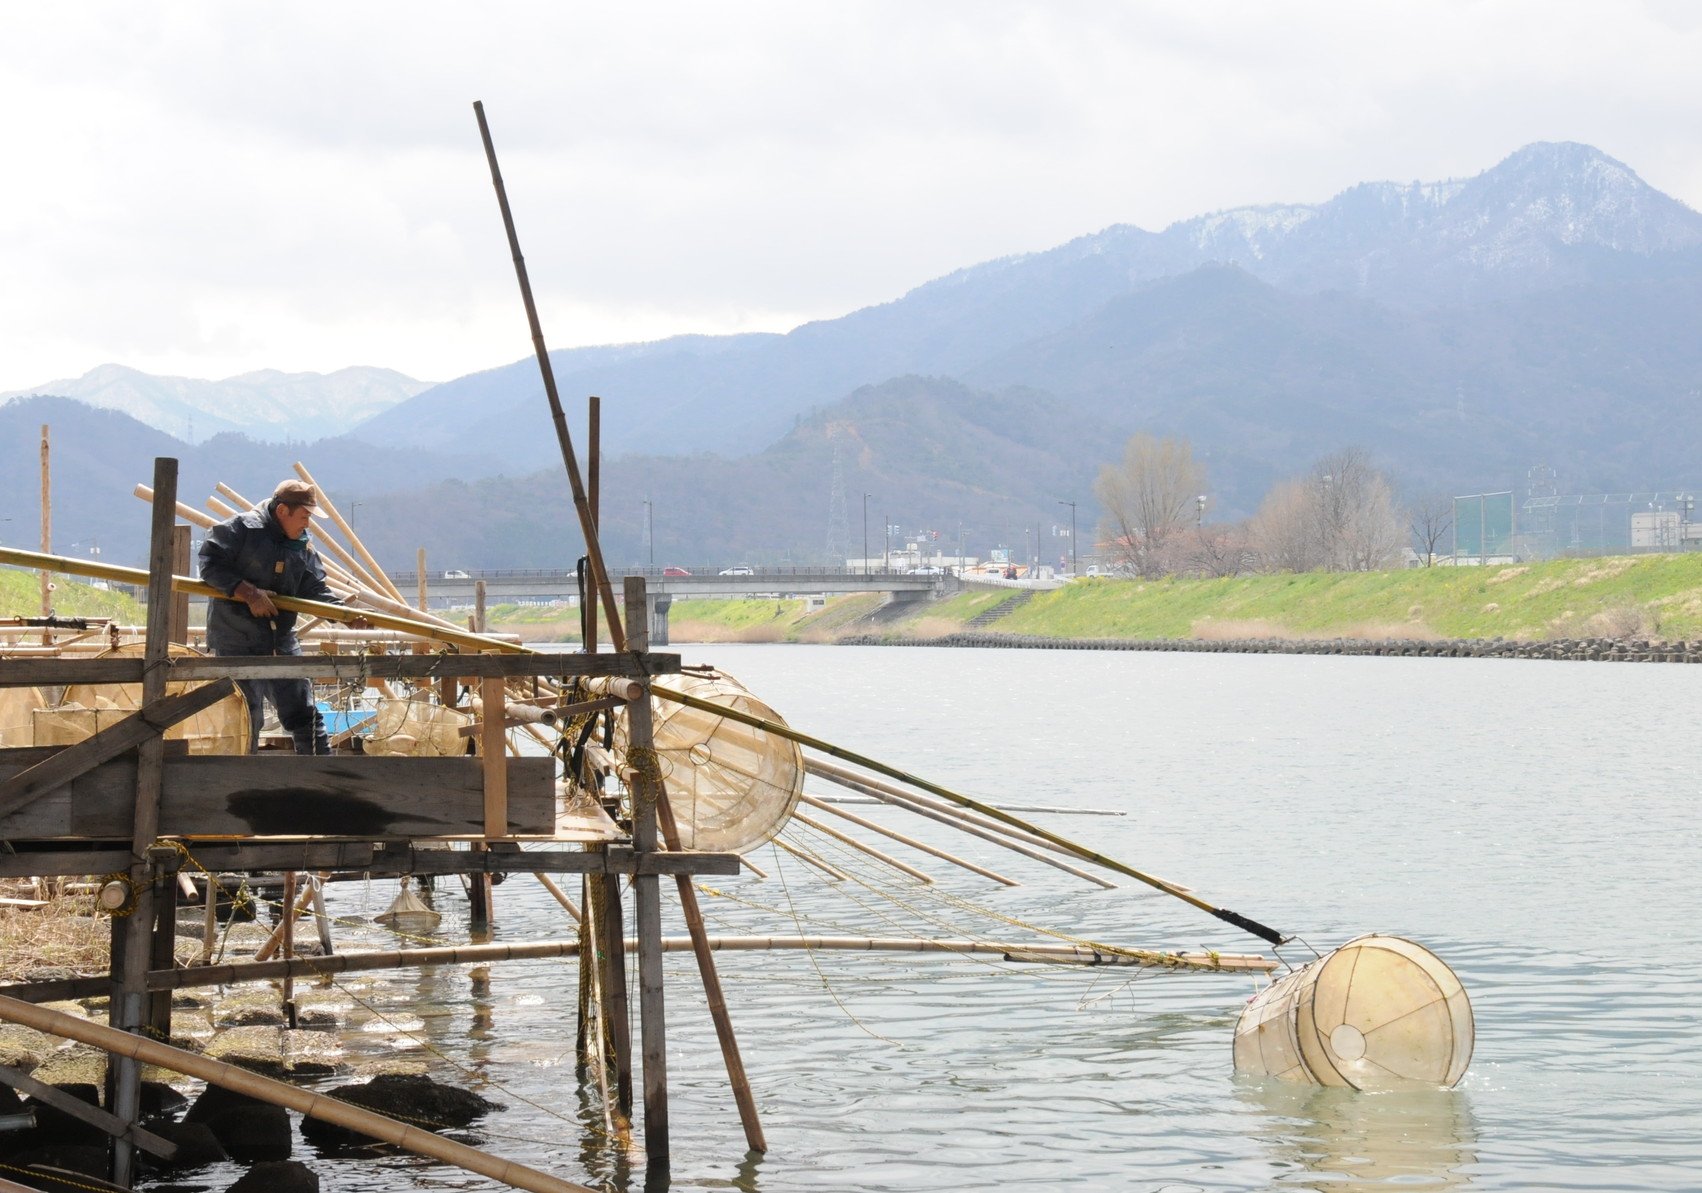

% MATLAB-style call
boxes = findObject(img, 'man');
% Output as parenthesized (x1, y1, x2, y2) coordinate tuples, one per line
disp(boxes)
(199, 479, 355, 754)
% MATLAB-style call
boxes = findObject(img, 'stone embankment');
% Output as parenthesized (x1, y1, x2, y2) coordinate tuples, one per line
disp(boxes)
(839, 632, 1702, 662)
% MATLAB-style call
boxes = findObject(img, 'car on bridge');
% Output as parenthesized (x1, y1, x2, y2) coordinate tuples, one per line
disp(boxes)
(718, 565, 755, 575)
(663, 567, 692, 576)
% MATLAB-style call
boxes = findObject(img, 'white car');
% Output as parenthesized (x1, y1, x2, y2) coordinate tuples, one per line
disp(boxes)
(718, 565, 755, 576)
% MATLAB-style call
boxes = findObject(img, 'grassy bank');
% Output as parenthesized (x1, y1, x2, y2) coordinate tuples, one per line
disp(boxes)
(899, 554, 1702, 643)
(0, 568, 142, 621)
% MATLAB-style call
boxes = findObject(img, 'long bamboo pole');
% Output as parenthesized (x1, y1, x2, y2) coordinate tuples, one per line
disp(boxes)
(654, 684, 1287, 946)
(790, 812, 934, 884)
(808, 763, 1117, 889)
(472, 100, 625, 652)
(1, 935, 1272, 1005)
(0, 548, 519, 655)
(798, 794, 1019, 886)
(294, 462, 408, 604)
(0, 996, 596, 1193)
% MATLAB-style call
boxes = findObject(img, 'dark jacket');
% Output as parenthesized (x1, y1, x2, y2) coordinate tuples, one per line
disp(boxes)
(199, 500, 339, 655)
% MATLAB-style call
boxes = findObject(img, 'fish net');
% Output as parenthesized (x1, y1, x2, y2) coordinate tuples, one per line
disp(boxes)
(616, 671, 803, 855)
(55, 643, 250, 755)
(0, 686, 44, 748)
(362, 694, 474, 757)
(1233, 934, 1473, 1089)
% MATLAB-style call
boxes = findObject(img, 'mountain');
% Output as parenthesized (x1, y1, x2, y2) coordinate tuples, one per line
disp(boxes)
(348, 142, 1702, 469)
(0, 396, 505, 570)
(0, 364, 432, 443)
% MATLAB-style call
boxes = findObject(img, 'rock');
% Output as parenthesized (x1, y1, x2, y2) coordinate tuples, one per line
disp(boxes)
(140, 1080, 189, 1119)
(203, 1026, 285, 1076)
(143, 1120, 229, 1168)
(281, 1029, 343, 1076)
(293, 1005, 341, 1030)
(20, 1084, 104, 1146)
(300, 1073, 498, 1147)
(219, 1004, 287, 1028)
(183, 1086, 292, 1162)
(227, 1159, 319, 1193)
(0, 1024, 57, 1070)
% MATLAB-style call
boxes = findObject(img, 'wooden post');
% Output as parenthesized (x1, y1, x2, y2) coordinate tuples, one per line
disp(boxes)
(200, 874, 218, 965)
(417, 548, 428, 612)
(585, 396, 600, 654)
(169, 525, 191, 645)
(146, 861, 178, 1044)
(623, 577, 668, 1170)
(481, 668, 509, 837)
(280, 872, 298, 1027)
(110, 455, 179, 1186)
(600, 865, 633, 1115)
(474, 579, 487, 635)
(39, 425, 50, 641)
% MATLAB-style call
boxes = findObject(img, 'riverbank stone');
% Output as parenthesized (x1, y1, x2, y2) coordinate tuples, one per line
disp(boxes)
(143, 1119, 229, 1168)
(227, 1159, 319, 1192)
(299, 1073, 498, 1146)
(183, 1085, 292, 1161)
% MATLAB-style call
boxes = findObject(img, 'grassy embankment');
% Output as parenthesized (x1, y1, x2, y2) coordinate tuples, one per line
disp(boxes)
(411, 554, 1702, 646)
(0, 568, 142, 621)
(917, 553, 1702, 642)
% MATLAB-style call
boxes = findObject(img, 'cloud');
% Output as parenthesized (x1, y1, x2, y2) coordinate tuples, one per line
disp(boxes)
(2, 0, 1699, 388)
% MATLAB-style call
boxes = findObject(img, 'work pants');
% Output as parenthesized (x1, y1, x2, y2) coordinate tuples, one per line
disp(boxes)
(237, 676, 330, 755)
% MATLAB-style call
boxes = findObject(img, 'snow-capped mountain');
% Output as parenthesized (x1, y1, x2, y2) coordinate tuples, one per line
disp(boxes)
(0, 364, 431, 443)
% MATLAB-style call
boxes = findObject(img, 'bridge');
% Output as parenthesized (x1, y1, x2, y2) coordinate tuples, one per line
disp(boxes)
(386, 567, 953, 645)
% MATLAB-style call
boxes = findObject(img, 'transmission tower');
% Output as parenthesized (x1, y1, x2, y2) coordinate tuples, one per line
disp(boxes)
(823, 429, 851, 566)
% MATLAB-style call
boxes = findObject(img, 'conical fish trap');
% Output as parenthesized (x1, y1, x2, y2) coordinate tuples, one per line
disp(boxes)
(363, 696, 472, 757)
(58, 644, 250, 755)
(616, 672, 802, 854)
(0, 686, 44, 748)
(1233, 934, 1473, 1090)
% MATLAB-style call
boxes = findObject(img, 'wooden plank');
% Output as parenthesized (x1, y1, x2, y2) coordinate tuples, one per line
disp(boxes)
(0, 651, 682, 687)
(0, 678, 236, 821)
(0, 755, 556, 838)
(0, 1062, 177, 1159)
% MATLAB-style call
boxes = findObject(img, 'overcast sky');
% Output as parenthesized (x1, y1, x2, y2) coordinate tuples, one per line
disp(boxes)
(3, 1, 1700, 390)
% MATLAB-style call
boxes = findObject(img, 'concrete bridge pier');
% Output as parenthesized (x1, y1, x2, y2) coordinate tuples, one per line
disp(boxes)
(648, 593, 673, 647)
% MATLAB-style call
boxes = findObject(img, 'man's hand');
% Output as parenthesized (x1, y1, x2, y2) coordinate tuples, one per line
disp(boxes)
(234, 581, 280, 619)
(344, 613, 374, 630)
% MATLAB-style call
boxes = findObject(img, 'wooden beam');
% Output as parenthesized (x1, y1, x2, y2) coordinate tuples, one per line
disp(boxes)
(0, 678, 237, 821)
(481, 670, 509, 837)
(169, 525, 191, 645)
(0, 755, 556, 839)
(0, 1062, 177, 1159)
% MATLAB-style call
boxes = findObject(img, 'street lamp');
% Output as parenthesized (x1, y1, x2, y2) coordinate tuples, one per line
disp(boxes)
(862, 493, 871, 577)
(1196, 494, 1207, 526)
(1057, 500, 1076, 575)
(884, 514, 891, 573)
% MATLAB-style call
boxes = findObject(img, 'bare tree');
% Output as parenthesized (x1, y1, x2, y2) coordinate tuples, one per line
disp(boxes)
(1249, 447, 1405, 573)
(1408, 494, 1454, 566)
(1093, 433, 1207, 578)
(1187, 521, 1257, 578)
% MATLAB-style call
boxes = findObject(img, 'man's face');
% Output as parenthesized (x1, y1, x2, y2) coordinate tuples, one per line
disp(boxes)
(275, 503, 315, 540)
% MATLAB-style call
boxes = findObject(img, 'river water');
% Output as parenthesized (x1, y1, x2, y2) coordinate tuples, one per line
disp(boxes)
(163, 644, 1702, 1191)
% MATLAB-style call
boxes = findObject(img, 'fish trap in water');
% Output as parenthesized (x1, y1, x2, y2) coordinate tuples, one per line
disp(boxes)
(1233, 934, 1473, 1090)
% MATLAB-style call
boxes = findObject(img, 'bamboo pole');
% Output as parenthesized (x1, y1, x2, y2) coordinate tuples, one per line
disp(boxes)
(534, 873, 582, 923)
(254, 877, 316, 963)
(38, 425, 50, 638)
(798, 794, 1019, 886)
(0, 548, 521, 655)
(809, 757, 1131, 878)
(417, 547, 429, 612)
(808, 763, 1115, 889)
(472, 101, 625, 651)
(655, 684, 1287, 946)
(0, 995, 598, 1193)
(657, 788, 765, 1153)
(293, 462, 407, 603)
(790, 811, 935, 884)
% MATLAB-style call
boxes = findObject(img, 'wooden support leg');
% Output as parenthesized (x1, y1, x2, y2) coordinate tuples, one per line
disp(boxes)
(147, 873, 178, 1044)
(311, 875, 334, 957)
(601, 869, 634, 1117)
(200, 874, 218, 965)
(280, 872, 298, 1028)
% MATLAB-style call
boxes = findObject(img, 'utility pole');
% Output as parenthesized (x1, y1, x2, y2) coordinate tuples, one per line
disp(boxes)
(883, 515, 890, 573)
(862, 494, 871, 577)
(1057, 500, 1076, 576)
(643, 497, 654, 568)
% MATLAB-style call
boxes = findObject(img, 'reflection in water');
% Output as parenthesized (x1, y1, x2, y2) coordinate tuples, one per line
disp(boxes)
(1241, 1079, 1479, 1190)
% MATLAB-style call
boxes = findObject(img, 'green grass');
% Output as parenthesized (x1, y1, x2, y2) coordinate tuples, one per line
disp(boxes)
(881, 554, 1702, 642)
(0, 567, 142, 622)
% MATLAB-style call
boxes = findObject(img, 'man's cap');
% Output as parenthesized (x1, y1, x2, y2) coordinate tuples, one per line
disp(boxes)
(272, 479, 326, 517)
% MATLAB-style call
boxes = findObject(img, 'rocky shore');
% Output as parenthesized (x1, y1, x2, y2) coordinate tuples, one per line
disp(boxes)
(839, 631, 1702, 662)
